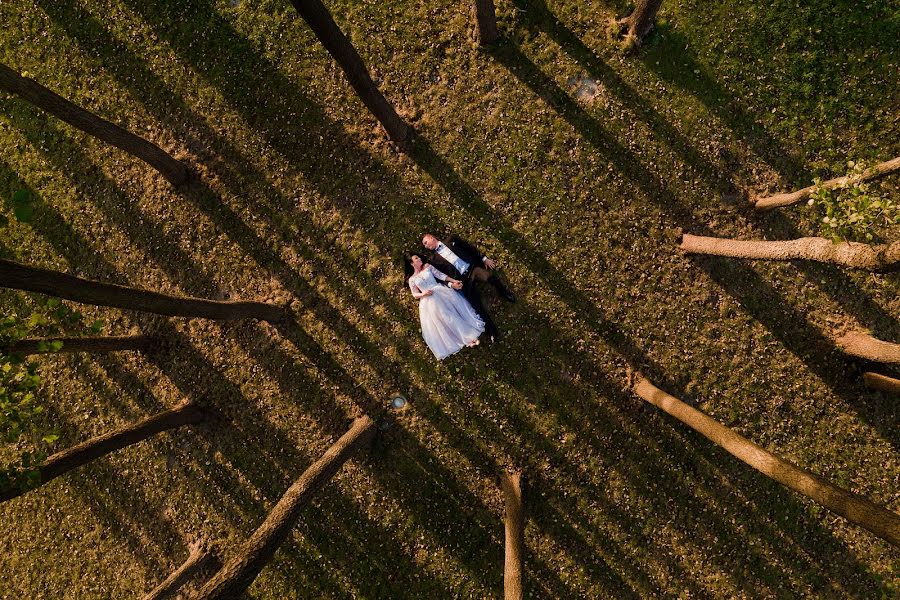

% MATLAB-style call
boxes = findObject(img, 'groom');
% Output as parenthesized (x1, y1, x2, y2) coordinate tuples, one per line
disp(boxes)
(422, 233, 516, 342)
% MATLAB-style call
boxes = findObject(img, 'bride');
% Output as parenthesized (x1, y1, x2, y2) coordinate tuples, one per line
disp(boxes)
(405, 253, 485, 360)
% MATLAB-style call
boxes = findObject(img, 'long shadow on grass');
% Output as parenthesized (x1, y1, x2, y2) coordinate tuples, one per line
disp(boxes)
(0, 170, 357, 594)
(0, 160, 475, 597)
(407, 41, 887, 594)
(0, 53, 557, 594)
(24, 2, 888, 596)
(39, 2, 628, 592)
(514, 0, 900, 346)
(485, 40, 898, 448)
(642, 27, 900, 336)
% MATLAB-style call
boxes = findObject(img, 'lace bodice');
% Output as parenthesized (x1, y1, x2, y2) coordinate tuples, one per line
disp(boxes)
(409, 264, 448, 294)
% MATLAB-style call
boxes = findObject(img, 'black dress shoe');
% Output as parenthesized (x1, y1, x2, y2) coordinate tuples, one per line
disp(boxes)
(502, 291, 517, 303)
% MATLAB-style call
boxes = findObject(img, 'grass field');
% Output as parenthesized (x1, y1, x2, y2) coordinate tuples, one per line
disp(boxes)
(1, 0, 898, 597)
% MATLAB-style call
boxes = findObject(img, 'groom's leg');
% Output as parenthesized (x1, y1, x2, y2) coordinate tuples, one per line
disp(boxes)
(463, 282, 498, 338)
(471, 267, 516, 303)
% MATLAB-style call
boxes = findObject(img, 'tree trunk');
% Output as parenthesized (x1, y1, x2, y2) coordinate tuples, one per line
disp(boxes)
(633, 375, 900, 547)
(287, 0, 411, 145)
(4, 334, 153, 356)
(680, 234, 900, 272)
(145, 541, 219, 600)
(836, 331, 900, 365)
(0, 62, 189, 186)
(863, 372, 900, 395)
(500, 470, 524, 600)
(754, 156, 900, 210)
(473, 0, 499, 46)
(0, 259, 285, 323)
(194, 416, 376, 599)
(618, 0, 664, 46)
(1, 401, 203, 503)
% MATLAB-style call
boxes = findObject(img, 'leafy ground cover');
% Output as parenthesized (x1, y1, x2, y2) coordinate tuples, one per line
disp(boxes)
(0, 0, 897, 597)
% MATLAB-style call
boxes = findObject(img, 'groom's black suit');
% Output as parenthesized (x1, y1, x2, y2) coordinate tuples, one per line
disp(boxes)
(428, 235, 512, 339)
(428, 235, 487, 280)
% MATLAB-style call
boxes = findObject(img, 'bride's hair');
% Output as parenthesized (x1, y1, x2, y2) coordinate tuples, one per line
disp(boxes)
(403, 252, 426, 284)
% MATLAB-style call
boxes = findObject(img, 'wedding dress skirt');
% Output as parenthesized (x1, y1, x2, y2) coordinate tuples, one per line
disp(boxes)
(410, 266, 485, 360)
(419, 285, 485, 359)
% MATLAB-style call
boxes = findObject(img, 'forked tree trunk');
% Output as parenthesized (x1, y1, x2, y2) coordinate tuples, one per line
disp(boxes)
(0, 259, 285, 323)
(754, 156, 900, 210)
(194, 416, 376, 599)
(632, 375, 900, 547)
(145, 541, 219, 600)
(0, 402, 203, 503)
(4, 334, 153, 356)
(863, 372, 900, 395)
(618, 0, 664, 47)
(680, 234, 900, 272)
(836, 331, 900, 365)
(287, 0, 411, 145)
(473, 0, 499, 46)
(0, 63, 188, 186)
(500, 470, 524, 600)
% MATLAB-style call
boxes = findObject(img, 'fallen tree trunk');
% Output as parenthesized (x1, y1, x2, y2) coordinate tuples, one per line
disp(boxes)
(633, 374, 900, 547)
(194, 416, 376, 599)
(287, 0, 411, 145)
(0, 259, 285, 323)
(145, 541, 219, 600)
(754, 156, 900, 210)
(1, 401, 203, 503)
(837, 331, 900, 365)
(4, 334, 153, 356)
(500, 470, 524, 600)
(680, 234, 900, 272)
(863, 372, 900, 395)
(0, 62, 189, 186)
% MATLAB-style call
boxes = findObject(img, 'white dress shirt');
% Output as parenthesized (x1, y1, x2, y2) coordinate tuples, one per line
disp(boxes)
(435, 242, 470, 275)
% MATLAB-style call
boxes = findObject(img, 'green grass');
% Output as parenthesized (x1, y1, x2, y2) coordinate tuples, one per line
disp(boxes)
(1, 0, 898, 597)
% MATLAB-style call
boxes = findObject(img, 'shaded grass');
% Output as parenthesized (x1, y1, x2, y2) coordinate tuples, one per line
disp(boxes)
(0, 0, 898, 598)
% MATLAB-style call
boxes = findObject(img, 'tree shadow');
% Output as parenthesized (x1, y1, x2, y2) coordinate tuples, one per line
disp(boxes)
(5, 3, 892, 596)
(482, 38, 897, 450)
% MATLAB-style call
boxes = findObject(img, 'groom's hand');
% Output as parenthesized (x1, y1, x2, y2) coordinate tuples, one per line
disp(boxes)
(483, 257, 496, 270)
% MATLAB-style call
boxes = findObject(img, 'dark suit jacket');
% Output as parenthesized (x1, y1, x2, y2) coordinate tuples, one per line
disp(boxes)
(428, 234, 486, 280)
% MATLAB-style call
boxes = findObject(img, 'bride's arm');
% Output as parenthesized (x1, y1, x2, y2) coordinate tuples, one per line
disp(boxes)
(408, 279, 431, 299)
(426, 264, 459, 287)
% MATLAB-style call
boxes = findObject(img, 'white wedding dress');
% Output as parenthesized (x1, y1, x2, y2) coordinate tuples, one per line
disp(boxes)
(409, 265, 485, 360)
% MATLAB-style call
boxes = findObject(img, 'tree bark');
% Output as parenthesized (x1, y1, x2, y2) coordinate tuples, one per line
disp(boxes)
(500, 470, 524, 600)
(1, 402, 203, 503)
(4, 334, 153, 356)
(0, 259, 285, 323)
(836, 331, 900, 365)
(194, 416, 376, 599)
(145, 541, 219, 600)
(754, 156, 900, 210)
(618, 0, 664, 47)
(287, 0, 411, 145)
(473, 0, 499, 46)
(863, 372, 900, 395)
(633, 374, 900, 547)
(680, 234, 900, 272)
(0, 62, 189, 186)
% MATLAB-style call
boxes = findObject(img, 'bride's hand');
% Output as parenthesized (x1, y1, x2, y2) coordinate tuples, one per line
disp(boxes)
(422, 290, 434, 296)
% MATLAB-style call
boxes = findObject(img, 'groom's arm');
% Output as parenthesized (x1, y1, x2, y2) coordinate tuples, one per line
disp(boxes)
(453, 235, 490, 266)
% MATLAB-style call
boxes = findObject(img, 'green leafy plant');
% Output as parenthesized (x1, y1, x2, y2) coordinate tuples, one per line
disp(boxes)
(0, 312, 60, 496)
(1, 189, 35, 228)
(808, 161, 900, 242)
